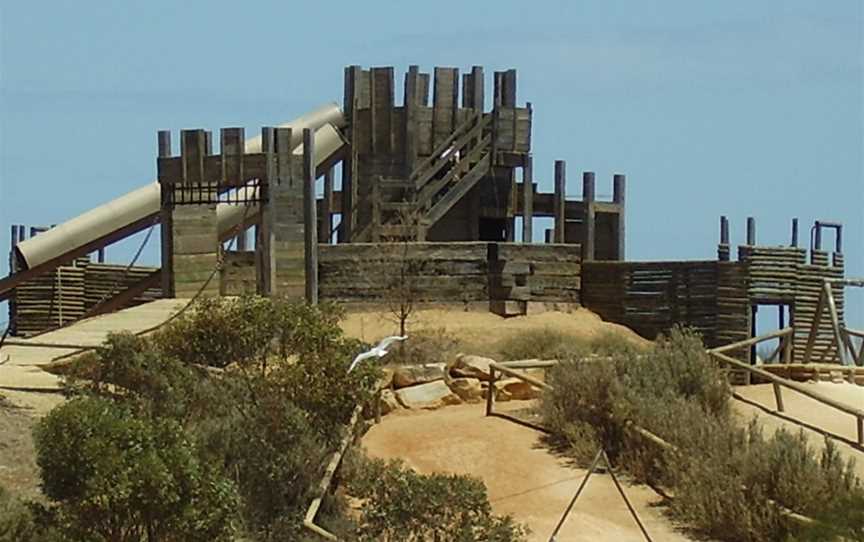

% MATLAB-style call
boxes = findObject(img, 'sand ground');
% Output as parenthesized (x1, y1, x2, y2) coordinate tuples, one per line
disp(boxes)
(362, 401, 693, 542)
(339, 306, 648, 353)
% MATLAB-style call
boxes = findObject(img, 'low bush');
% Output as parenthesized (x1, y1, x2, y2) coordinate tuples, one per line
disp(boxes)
(497, 327, 584, 361)
(382, 327, 460, 366)
(34, 396, 239, 542)
(540, 325, 864, 541)
(38, 296, 383, 540)
(345, 454, 528, 541)
(498, 327, 641, 362)
(0, 486, 42, 542)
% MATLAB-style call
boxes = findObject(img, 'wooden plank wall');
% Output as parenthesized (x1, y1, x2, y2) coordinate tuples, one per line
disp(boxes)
(792, 251, 845, 362)
(12, 261, 163, 336)
(317, 242, 582, 310)
(738, 246, 805, 303)
(13, 260, 86, 336)
(581, 260, 733, 346)
(489, 243, 582, 312)
(83, 263, 161, 311)
(715, 261, 751, 359)
(318, 242, 490, 303)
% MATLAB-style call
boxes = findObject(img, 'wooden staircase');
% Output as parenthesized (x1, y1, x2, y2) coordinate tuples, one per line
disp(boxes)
(356, 112, 493, 241)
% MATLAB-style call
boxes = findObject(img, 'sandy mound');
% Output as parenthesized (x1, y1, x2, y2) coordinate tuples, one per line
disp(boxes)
(340, 307, 648, 354)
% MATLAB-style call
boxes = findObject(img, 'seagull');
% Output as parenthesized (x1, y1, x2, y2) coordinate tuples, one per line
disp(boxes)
(348, 335, 407, 372)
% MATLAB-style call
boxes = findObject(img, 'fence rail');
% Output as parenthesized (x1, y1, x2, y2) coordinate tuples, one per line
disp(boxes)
(708, 328, 864, 446)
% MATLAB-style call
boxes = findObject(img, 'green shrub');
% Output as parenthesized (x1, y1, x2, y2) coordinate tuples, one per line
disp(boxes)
(0, 486, 40, 542)
(54, 297, 382, 539)
(540, 325, 864, 541)
(151, 296, 277, 369)
(34, 396, 239, 541)
(497, 327, 584, 361)
(346, 455, 528, 541)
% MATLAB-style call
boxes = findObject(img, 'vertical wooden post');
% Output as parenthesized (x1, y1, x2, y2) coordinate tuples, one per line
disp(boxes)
(746, 217, 756, 246)
(772, 382, 785, 412)
(97, 248, 106, 262)
(303, 128, 318, 305)
(502, 69, 517, 107)
(613, 173, 626, 260)
(259, 127, 276, 295)
(522, 156, 533, 243)
(340, 66, 360, 243)
(836, 225, 843, 254)
(824, 281, 845, 365)
(470, 66, 484, 111)
(582, 172, 596, 261)
(718, 216, 730, 261)
(791, 218, 799, 247)
(320, 167, 333, 244)
(404, 65, 420, 177)
(157, 130, 174, 297)
(371, 178, 381, 242)
(493, 72, 504, 108)
(858, 416, 864, 447)
(486, 366, 497, 416)
(10, 225, 18, 264)
(553, 160, 566, 243)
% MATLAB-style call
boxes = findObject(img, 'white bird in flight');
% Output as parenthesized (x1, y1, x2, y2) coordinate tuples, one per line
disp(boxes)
(348, 335, 408, 372)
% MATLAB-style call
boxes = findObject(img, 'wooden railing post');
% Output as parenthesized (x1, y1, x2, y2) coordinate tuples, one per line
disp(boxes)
(858, 416, 863, 447)
(486, 365, 497, 416)
(773, 382, 785, 412)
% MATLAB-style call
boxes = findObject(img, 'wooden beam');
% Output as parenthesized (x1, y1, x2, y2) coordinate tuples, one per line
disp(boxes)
(522, 155, 533, 243)
(824, 281, 847, 365)
(87, 269, 162, 318)
(303, 128, 318, 304)
(553, 160, 566, 243)
(613, 174, 626, 260)
(0, 213, 158, 303)
(582, 172, 595, 261)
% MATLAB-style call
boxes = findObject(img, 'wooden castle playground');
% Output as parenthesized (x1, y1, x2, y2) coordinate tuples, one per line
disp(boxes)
(1, 65, 860, 370)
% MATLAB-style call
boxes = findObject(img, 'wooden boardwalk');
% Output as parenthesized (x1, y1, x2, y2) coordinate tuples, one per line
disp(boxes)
(0, 299, 189, 398)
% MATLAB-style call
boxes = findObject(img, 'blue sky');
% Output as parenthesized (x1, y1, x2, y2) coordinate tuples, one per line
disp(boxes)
(1, 1, 862, 327)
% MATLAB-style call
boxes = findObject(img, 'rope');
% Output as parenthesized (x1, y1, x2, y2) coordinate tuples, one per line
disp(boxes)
(83, 214, 160, 316)
(603, 450, 654, 542)
(147, 201, 254, 330)
(548, 448, 654, 542)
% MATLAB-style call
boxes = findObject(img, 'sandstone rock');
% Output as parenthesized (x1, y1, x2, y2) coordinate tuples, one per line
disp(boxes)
(395, 380, 462, 410)
(378, 389, 402, 415)
(499, 377, 541, 400)
(449, 354, 496, 381)
(392, 363, 447, 389)
(448, 377, 484, 403)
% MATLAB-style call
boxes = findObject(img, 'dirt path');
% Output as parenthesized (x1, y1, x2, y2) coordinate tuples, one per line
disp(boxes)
(361, 402, 692, 542)
(733, 382, 864, 480)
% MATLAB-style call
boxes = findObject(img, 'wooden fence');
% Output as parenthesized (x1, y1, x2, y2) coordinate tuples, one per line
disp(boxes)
(581, 260, 748, 349)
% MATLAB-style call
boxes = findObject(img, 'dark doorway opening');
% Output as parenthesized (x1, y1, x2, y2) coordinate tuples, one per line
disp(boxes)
(479, 218, 507, 242)
(750, 303, 793, 364)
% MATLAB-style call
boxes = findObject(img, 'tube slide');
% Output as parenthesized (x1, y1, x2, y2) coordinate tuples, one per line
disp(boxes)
(15, 104, 345, 270)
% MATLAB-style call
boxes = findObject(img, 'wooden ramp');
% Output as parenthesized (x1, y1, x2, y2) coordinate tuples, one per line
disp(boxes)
(0, 299, 189, 396)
